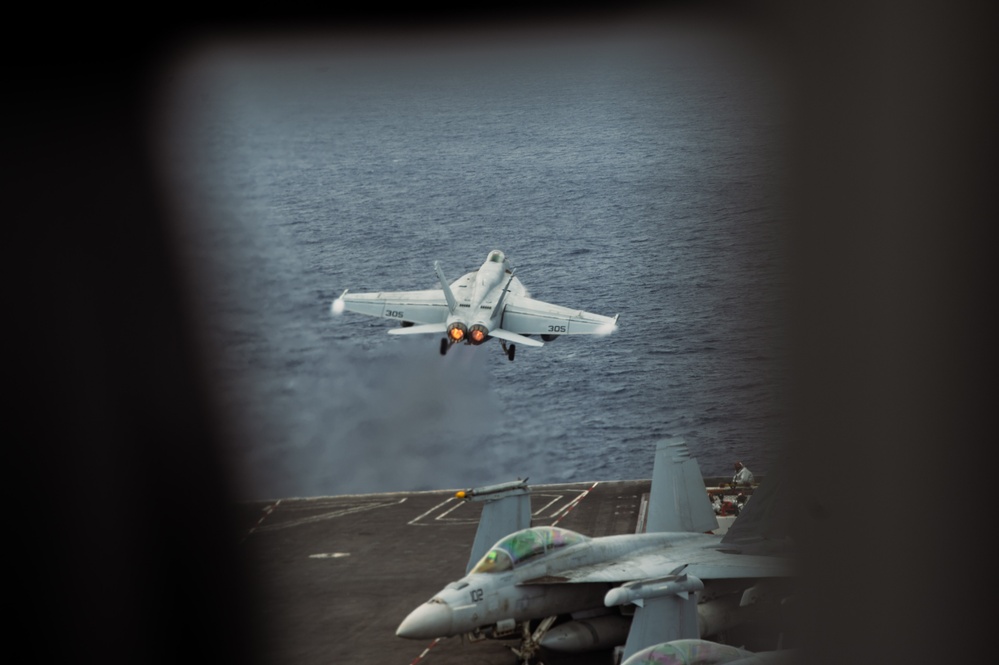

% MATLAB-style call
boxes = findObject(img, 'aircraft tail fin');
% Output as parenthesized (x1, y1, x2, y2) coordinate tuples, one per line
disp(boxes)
(645, 438, 718, 534)
(459, 479, 532, 574)
(492, 268, 518, 313)
(433, 261, 458, 313)
(719, 465, 793, 554)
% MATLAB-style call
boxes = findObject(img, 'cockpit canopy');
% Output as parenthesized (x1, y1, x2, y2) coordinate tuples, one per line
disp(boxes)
(470, 526, 589, 574)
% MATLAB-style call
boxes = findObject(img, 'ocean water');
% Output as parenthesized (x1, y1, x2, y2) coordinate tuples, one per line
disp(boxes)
(155, 19, 791, 500)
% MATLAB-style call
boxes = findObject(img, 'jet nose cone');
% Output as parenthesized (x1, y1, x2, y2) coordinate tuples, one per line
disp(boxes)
(396, 601, 453, 639)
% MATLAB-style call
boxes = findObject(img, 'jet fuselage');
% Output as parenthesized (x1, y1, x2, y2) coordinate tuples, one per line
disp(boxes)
(443, 250, 517, 344)
(396, 530, 719, 640)
(332, 248, 618, 360)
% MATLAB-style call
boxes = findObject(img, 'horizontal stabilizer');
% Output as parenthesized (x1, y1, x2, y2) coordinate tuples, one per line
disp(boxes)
(387, 323, 448, 335)
(488, 328, 545, 347)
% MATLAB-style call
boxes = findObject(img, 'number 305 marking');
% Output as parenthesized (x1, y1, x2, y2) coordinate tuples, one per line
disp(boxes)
(547, 325, 566, 333)
(385, 310, 405, 319)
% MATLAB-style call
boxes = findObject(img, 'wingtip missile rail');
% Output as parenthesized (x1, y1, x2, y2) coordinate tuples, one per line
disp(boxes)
(330, 289, 349, 315)
(455, 478, 530, 502)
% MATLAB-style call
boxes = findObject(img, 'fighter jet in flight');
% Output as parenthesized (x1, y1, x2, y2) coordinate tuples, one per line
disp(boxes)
(395, 439, 794, 662)
(330, 249, 618, 361)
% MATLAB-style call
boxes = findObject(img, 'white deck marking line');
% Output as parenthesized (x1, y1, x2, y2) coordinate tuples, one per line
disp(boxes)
(552, 482, 600, 526)
(408, 497, 457, 525)
(635, 493, 650, 534)
(532, 495, 564, 516)
(251, 498, 407, 533)
(241, 499, 282, 543)
(409, 485, 601, 527)
(435, 500, 468, 520)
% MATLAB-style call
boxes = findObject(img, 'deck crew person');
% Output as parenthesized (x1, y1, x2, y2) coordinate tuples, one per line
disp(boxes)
(731, 461, 754, 487)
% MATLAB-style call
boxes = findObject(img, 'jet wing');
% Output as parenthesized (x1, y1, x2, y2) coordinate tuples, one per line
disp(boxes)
(520, 548, 791, 586)
(500, 294, 618, 336)
(333, 289, 449, 325)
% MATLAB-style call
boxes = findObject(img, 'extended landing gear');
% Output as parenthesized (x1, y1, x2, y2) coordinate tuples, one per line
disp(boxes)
(440, 338, 450, 356)
(509, 616, 557, 665)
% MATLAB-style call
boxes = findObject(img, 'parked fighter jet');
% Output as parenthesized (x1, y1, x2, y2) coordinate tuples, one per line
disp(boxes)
(395, 439, 794, 663)
(330, 250, 618, 361)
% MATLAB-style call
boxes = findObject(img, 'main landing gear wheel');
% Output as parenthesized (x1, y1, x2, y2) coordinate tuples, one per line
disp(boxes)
(501, 341, 517, 362)
(440, 338, 449, 356)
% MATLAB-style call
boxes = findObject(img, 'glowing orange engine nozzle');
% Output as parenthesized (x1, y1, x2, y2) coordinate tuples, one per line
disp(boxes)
(468, 324, 489, 345)
(447, 322, 467, 342)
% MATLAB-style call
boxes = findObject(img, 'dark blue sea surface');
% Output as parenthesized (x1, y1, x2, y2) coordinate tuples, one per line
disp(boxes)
(156, 21, 791, 499)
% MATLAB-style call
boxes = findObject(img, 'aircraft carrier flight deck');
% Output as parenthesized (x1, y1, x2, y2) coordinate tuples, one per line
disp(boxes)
(235, 479, 661, 665)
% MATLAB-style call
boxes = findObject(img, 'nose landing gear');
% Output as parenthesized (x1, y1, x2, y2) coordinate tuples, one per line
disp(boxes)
(509, 616, 557, 664)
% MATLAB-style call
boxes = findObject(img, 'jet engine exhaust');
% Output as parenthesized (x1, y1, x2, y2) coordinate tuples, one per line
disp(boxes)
(447, 322, 467, 342)
(468, 324, 489, 345)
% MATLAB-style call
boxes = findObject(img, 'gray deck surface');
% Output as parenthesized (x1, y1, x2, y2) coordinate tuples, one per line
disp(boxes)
(235, 480, 653, 665)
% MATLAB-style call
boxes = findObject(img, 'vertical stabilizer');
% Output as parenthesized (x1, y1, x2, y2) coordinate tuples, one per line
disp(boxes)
(720, 466, 792, 553)
(433, 261, 458, 313)
(645, 438, 719, 534)
(460, 479, 532, 573)
(492, 268, 517, 313)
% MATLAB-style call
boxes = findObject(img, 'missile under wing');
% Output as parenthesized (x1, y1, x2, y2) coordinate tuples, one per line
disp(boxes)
(395, 439, 794, 662)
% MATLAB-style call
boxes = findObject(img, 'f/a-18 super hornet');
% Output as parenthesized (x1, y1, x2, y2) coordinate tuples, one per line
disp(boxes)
(331, 249, 618, 361)
(395, 439, 795, 663)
